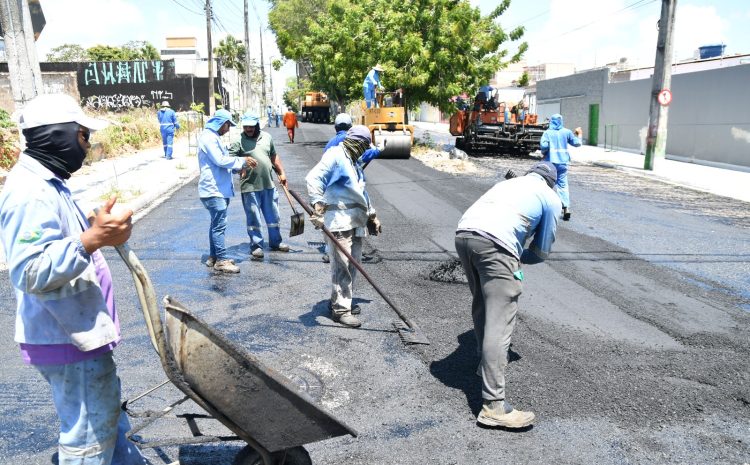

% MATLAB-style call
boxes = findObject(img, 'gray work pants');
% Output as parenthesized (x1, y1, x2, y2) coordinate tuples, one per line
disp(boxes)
(327, 229, 362, 314)
(455, 232, 523, 401)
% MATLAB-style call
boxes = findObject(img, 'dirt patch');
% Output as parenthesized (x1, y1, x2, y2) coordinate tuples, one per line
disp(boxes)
(428, 258, 467, 284)
(411, 146, 490, 176)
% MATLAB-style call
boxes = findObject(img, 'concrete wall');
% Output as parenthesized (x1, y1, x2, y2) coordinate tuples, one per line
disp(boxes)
(536, 69, 609, 144)
(601, 64, 750, 168)
(0, 72, 78, 113)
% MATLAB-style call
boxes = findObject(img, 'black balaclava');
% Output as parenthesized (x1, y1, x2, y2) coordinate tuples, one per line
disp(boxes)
(23, 122, 87, 179)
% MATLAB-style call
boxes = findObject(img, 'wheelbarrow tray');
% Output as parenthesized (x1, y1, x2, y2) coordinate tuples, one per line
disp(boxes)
(161, 296, 357, 453)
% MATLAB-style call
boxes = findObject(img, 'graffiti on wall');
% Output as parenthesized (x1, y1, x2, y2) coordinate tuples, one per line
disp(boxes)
(83, 94, 152, 111)
(82, 61, 167, 86)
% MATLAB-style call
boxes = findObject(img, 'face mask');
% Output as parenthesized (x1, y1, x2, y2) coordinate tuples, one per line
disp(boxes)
(23, 122, 88, 179)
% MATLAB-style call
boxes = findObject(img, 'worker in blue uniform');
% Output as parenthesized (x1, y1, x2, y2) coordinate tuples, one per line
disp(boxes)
(363, 64, 384, 109)
(540, 114, 582, 221)
(157, 101, 180, 160)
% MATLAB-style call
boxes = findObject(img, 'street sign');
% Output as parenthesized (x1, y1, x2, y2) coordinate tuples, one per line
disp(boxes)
(0, 0, 45, 41)
(658, 88, 672, 106)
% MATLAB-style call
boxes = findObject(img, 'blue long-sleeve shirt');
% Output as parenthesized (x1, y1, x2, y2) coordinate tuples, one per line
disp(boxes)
(540, 114, 581, 164)
(306, 145, 374, 232)
(157, 108, 179, 132)
(456, 173, 562, 261)
(0, 155, 119, 352)
(325, 131, 348, 152)
(363, 69, 381, 91)
(197, 128, 246, 198)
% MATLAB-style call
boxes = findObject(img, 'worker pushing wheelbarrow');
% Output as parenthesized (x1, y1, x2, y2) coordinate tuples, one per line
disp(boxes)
(115, 243, 357, 465)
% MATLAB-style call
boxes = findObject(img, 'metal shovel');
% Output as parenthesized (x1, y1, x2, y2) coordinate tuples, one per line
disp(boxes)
(278, 178, 305, 237)
(286, 188, 430, 346)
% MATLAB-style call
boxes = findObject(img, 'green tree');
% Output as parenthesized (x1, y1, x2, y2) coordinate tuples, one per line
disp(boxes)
(123, 40, 161, 60)
(518, 71, 529, 87)
(46, 44, 89, 62)
(270, 0, 526, 111)
(214, 36, 247, 74)
(86, 45, 131, 61)
(86, 41, 160, 61)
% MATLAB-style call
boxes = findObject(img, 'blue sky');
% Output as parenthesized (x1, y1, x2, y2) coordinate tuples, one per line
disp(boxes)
(33, 0, 750, 96)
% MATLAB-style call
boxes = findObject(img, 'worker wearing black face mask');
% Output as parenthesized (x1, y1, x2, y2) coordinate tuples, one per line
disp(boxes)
(0, 93, 144, 464)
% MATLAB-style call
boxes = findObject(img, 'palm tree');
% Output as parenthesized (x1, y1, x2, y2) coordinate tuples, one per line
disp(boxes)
(214, 36, 247, 110)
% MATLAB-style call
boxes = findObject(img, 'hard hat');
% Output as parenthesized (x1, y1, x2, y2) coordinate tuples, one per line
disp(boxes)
(19, 93, 109, 131)
(334, 113, 353, 127)
(161, 101, 170, 107)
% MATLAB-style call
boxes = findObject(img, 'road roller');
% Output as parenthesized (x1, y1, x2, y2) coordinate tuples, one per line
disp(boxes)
(362, 92, 413, 159)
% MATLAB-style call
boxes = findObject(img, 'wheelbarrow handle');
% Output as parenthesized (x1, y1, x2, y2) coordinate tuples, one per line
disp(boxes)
(286, 188, 419, 331)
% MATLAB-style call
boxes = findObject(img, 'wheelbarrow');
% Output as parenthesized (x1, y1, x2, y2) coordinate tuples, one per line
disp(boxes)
(114, 243, 357, 464)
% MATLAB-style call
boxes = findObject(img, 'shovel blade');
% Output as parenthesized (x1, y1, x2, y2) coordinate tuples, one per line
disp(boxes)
(290, 213, 305, 237)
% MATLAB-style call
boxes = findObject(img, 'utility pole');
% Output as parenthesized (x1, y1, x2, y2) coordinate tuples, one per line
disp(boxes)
(0, 0, 43, 112)
(268, 58, 274, 106)
(259, 28, 266, 109)
(644, 0, 677, 170)
(243, 0, 252, 112)
(205, 0, 216, 114)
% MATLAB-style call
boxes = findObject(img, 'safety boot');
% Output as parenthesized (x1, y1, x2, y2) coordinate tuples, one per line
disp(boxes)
(214, 259, 240, 274)
(272, 243, 290, 252)
(477, 401, 535, 429)
(251, 248, 264, 260)
(332, 311, 361, 328)
(205, 256, 216, 267)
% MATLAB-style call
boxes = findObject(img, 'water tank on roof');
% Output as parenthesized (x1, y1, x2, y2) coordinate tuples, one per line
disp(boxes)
(698, 44, 726, 59)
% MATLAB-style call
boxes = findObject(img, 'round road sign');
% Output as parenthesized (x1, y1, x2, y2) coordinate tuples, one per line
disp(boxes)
(658, 89, 672, 106)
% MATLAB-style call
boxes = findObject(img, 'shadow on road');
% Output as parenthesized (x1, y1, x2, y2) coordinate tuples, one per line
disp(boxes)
(429, 330, 521, 416)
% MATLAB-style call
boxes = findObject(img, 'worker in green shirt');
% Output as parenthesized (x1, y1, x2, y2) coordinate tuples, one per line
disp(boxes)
(229, 113, 290, 259)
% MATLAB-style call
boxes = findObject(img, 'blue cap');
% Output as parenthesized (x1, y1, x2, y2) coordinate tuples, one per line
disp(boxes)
(240, 112, 260, 126)
(205, 109, 236, 131)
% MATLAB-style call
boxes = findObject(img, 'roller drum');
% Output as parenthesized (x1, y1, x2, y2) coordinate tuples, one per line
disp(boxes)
(377, 132, 412, 159)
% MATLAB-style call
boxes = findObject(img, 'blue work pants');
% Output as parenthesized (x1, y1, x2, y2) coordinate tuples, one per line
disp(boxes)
(553, 162, 570, 208)
(160, 128, 174, 159)
(364, 86, 376, 108)
(201, 197, 230, 260)
(241, 188, 282, 250)
(35, 352, 146, 465)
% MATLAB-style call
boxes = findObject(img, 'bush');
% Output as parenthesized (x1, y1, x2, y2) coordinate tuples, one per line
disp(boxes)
(92, 108, 162, 161)
(0, 127, 20, 170)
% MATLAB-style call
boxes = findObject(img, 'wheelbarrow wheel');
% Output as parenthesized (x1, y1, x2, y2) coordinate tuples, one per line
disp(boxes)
(234, 445, 312, 465)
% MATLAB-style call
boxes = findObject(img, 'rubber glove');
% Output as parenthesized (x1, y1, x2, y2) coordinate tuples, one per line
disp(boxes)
(310, 202, 326, 229)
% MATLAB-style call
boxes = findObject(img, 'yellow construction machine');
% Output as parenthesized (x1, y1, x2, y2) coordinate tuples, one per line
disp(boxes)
(355, 91, 413, 159)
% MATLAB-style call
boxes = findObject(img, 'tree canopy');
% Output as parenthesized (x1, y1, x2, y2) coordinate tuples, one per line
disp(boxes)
(214, 35, 247, 74)
(46, 41, 161, 62)
(268, 0, 526, 111)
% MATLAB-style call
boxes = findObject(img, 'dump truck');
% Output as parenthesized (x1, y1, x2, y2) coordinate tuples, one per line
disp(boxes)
(301, 92, 331, 123)
(355, 91, 413, 159)
(449, 99, 548, 156)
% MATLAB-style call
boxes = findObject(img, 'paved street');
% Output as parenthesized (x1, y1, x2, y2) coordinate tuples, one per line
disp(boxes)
(1, 122, 748, 464)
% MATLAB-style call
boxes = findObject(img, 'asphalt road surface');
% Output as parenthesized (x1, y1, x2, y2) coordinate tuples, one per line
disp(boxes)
(1, 122, 748, 464)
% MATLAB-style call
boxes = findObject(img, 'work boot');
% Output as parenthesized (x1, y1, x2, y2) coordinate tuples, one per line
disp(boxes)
(214, 259, 240, 274)
(272, 243, 290, 252)
(477, 401, 535, 429)
(351, 304, 361, 315)
(333, 311, 361, 328)
(251, 248, 264, 260)
(205, 256, 216, 267)
(562, 207, 571, 221)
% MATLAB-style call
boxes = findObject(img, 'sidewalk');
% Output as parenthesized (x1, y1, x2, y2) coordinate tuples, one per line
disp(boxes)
(412, 121, 750, 203)
(0, 136, 199, 270)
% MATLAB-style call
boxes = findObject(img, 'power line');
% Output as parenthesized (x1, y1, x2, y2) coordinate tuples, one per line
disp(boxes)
(166, 0, 204, 16)
(548, 0, 658, 40)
